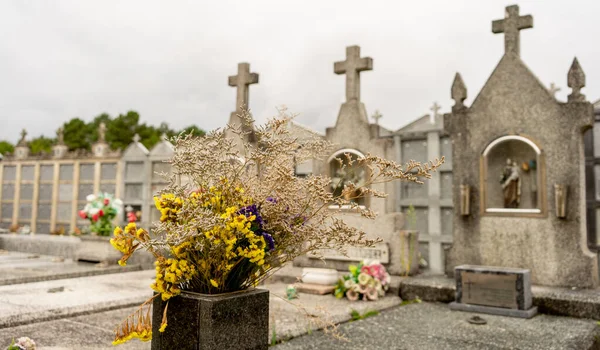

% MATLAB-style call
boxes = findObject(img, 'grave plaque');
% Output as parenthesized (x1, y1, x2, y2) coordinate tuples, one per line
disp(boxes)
(449, 265, 537, 318)
(307, 243, 389, 263)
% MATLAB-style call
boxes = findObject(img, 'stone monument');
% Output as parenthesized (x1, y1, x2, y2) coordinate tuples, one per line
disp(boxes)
(52, 127, 68, 159)
(444, 5, 598, 288)
(92, 122, 110, 158)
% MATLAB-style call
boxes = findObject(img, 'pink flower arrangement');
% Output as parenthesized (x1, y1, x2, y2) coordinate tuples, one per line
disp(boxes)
(334, 260, 391, 301)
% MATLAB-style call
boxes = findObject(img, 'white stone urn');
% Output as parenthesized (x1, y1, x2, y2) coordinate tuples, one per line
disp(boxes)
(301, 268, 339, 285)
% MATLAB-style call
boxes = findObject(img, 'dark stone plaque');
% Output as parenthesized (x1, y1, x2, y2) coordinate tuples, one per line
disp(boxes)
(460, 271, 517, 309)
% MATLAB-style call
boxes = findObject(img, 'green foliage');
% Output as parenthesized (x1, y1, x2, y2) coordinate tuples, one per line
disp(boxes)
(30, 135, 55, 154)
(63, 118, 91, 151)
(349, 309, 379, 321)
(400, 297, 422, 306)
(406, 204, 417, 230)
(270, 324, 277, 346)
(57, 112, 206, 152)
(0, 140, 14, 156)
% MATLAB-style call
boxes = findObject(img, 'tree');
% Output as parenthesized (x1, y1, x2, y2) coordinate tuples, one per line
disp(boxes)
(0, 141, 14, 156)
(30, 136, 55, 154)
(63, 118, 91, 151)
(107, 111, 140, 150)
(179, 125, 206, 137)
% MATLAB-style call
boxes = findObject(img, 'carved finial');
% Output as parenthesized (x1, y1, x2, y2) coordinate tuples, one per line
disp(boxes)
(371, 110, 383, 125)
(548, 82, 561, 97)
(430, 102, 441, 124)
(132, 133, 141, 143)
(56, 127, 65, 145)
(568, 57, 586, 102)
(451, 73, 467, 111)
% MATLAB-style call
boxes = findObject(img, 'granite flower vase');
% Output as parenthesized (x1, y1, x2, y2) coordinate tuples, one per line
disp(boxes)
(151, 288, 269, 350)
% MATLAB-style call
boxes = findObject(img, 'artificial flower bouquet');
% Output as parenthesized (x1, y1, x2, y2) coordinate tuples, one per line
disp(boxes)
(334, 260, 391, 301)
(108, 109, 443, 345)
(6, 337, 35, 350)
(78, 193, 123, 236)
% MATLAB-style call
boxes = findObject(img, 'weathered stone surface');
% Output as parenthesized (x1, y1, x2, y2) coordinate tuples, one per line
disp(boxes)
(273, 302, 600, 350)
(152, 289, 269, 350)
(0, 270, 154, 328)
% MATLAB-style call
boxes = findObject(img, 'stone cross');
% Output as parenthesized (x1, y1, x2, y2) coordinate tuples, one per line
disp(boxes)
(98, 122, 107, 142)
(430, 102, 441, 124)
(548, 83, 561, 97)
(228, 63, 259, 113)
(492, 5, 533, 56)
(132, 133, 141, 143)
(371, 110, 383, 125)
(334, 45, 373, 102)
(567, 57, 586, 102)
(451, 73, 467, 111)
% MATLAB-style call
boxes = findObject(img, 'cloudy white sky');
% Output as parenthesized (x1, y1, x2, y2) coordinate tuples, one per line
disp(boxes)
(0, 0, 598, 143)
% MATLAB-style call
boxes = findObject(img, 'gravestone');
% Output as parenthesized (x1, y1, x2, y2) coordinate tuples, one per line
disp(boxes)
(444, 5, 598, 288)
(449, 265, 537, 318)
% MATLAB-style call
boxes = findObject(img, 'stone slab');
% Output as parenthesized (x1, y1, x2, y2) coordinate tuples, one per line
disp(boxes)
(0, 251, 141, 286)
(295, 283, 335, 295)
(273, 302, 600, 350)
(0, 270, 155, 328)
(449, 302, 538, 318)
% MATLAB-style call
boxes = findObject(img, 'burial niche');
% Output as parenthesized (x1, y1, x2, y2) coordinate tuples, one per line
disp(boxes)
(328, 149, 367, 207)
(481, 135, 545, 216)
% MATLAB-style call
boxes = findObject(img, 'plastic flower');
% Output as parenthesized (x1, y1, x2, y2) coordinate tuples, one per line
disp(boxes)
(358, 272, 371, 286)
(346, 289, 359, 301)
(366, 287, 379, 301)
(344, 279, 355, 289)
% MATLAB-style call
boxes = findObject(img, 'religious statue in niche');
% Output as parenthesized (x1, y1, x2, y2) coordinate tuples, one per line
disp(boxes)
(500, 158, 521, 208)
(330, 153, 367, 205)
(520, 159, 537, 207)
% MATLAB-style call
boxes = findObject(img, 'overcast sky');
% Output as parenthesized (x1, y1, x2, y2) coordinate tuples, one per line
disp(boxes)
(0, 1, 598, 143)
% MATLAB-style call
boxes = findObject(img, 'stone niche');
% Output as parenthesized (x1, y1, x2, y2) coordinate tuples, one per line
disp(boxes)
(481, 135, 546, 216)
(328, 149, 368, 207)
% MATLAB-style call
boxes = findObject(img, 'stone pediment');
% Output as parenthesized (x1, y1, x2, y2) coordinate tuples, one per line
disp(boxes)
(122, 142, 149, 159)
(397, 114, 444, 134)
(149, 140, 174, 158)
(470, 54, 555, 114)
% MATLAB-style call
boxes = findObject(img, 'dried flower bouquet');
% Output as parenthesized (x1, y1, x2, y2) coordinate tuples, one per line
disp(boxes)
(110, 109, 443, 344)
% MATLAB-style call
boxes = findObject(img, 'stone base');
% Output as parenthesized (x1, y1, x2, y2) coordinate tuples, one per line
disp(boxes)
(295, 283, 335, 295)
(449, 302, 538, 319)
(152, 288, 269, 350)
(75, 236, 121, 264)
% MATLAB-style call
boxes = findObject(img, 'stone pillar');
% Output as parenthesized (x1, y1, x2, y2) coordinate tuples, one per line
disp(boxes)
(427, 131, 443, 274)
(394, 135, 402, 213)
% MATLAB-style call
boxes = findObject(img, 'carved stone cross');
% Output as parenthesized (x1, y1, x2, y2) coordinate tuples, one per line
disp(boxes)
(228, 63, 259, 113)
(430, 102, 441, 123)
(371, 110, 383, 125)
(334, 45, 373, 102)
(492, 5, 533, 56)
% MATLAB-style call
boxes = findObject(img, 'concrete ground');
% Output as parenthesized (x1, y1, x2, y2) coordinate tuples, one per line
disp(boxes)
(273, 302, 600, 350)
